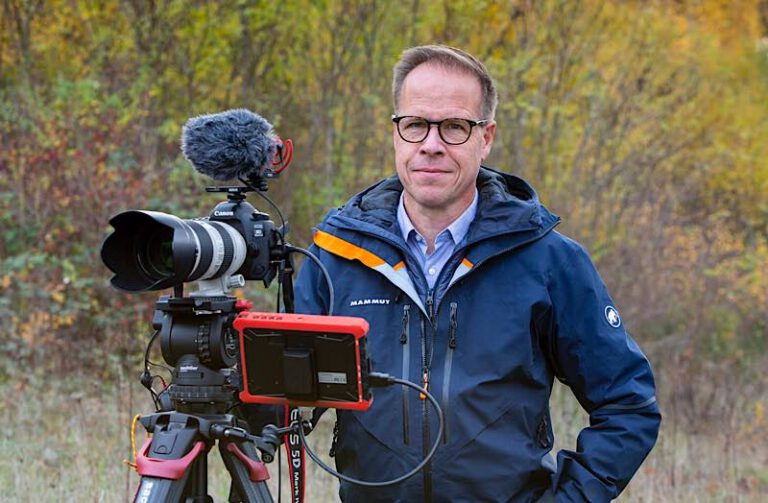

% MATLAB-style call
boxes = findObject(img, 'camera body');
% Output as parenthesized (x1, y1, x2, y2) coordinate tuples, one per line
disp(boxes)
(101, 190, 282, 294)
(205, 194, 280, 285)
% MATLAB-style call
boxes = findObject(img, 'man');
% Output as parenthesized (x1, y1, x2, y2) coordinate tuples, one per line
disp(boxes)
(294, 45, 660, 502)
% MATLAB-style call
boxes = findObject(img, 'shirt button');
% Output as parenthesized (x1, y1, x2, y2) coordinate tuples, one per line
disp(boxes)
(428, 267, 436, 276)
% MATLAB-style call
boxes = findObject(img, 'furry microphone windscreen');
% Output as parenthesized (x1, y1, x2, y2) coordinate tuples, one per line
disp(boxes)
(181, 109, 278, 181)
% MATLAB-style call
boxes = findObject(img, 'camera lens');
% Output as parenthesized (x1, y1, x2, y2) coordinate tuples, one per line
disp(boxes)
(101, 210, 247, 292)
(140, 228, 175, 278)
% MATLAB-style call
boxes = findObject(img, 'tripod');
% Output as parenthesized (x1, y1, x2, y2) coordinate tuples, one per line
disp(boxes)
(131, 296, 286, 503)
(133, 409, 277, 502)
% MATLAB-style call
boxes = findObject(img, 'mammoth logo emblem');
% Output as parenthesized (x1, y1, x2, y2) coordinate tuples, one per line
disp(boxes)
(605, 306, 622, 328)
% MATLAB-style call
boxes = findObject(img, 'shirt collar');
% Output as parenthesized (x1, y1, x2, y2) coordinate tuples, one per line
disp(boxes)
(397, 189, 479, 245)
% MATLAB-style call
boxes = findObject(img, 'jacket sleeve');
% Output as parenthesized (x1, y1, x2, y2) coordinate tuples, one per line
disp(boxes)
(545, 239, 660, 502)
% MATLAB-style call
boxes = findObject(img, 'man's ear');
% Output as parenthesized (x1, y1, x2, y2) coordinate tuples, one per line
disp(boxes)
(481, 121, 497, 161)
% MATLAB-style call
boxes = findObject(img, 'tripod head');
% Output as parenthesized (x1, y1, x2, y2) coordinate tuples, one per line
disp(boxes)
(148, 295, 247, 414)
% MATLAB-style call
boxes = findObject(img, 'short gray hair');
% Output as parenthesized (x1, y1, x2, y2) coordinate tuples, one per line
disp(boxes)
(392, 45, 498, 120)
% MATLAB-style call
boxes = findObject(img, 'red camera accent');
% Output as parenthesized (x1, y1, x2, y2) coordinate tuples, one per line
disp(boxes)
(225, 443, 270, 481)
(235, 299, 254, 311)
(135, 438, 205, 479)
(234, 311, 369, 335)
(272, 137, 293, 173)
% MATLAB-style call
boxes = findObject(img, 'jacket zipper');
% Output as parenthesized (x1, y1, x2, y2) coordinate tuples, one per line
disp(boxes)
(422, 290, 435, 502)
(441, 302, 458, 444)
(421, 291, 435, 398)
(400, 304, 411, 445)
(414, 239, 551, 501)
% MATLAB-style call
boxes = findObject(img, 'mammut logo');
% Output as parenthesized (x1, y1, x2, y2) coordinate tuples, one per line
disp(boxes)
(349, 298, 391, 307)
(605, 306, 622, 328)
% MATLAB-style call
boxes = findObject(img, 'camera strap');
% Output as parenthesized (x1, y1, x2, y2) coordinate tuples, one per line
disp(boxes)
(284, 406, 305, 503)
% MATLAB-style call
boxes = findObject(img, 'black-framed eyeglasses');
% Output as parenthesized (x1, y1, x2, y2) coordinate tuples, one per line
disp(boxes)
(392, 115, 489, 145)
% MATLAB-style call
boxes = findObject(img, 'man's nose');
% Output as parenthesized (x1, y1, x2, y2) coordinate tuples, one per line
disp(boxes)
(419, 124, 446, 154)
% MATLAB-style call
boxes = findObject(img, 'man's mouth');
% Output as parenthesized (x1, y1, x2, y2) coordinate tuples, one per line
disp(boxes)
(412, 166, 450, 174)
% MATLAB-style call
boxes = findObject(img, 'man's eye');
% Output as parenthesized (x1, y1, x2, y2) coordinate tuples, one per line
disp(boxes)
(403, 119, 427, 130)
(444, 120, 470, 132)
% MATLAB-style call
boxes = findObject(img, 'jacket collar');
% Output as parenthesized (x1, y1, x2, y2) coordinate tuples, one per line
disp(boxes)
(328, 166, 559, 244)
(313, 167, 560, 306)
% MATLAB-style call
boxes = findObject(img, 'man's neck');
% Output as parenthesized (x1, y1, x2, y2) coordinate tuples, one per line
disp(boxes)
(402, 195, 474, 253)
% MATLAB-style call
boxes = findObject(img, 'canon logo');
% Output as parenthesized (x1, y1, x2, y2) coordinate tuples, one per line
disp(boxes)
(214, 210, 234, 217)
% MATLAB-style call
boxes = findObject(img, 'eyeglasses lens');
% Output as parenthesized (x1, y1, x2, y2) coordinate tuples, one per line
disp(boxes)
(397, 117, 473, 145)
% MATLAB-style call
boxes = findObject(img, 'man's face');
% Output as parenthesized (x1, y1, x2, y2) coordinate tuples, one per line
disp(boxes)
(394, 63, 496, 216)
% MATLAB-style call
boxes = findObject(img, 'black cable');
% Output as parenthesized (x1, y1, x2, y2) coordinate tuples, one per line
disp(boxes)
(284, 245, 335, 316)
(256, 190, 287, 236)
(237, 175, 289, 256)
(143, 329, 160, 367)
(141, 329, 164, 409)
(276, 408, 283, 503)
(146, 359, 173, 374)
(235, 178, 335, 317)
(276, 265, 283, 313)
(297, 374, 444, 487)
(238, 176, 287, 234)
(149, 388, 160, 410)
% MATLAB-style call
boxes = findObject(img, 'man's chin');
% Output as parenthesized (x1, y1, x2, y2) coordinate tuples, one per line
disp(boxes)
(410, 170, 453, 184)
(406, 191, 451, 211)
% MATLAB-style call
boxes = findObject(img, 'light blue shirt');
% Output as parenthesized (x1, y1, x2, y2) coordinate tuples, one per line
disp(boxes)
(397, 190, 478, 289)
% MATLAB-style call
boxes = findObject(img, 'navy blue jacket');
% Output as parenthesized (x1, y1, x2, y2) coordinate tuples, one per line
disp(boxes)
(293, 168, 660, 502)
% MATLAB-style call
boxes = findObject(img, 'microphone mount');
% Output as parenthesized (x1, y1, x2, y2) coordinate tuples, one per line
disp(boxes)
(205, 185, 257, 200)
(205, 171, 276, 197)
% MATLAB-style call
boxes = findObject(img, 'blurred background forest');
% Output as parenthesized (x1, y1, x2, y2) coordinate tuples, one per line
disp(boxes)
(1, 0, 767, 501)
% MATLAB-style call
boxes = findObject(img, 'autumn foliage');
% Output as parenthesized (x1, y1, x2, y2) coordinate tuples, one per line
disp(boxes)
(1, 0, 766, 447)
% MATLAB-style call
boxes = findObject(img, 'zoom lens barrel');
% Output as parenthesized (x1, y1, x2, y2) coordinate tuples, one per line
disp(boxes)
(101, 210, 247, 292)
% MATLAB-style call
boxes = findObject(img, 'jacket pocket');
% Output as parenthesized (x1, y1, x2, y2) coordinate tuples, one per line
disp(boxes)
(441, 302, 458, 444)
(536, 412, 552, 449)
(400, 304, 411, 445)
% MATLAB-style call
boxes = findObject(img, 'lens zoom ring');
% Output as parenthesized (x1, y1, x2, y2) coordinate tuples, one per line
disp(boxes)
(187, 221, 214, 281)
(208, 222, 235, 274)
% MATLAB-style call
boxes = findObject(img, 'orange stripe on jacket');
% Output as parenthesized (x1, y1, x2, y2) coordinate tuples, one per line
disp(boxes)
(314, 230, 386, 268)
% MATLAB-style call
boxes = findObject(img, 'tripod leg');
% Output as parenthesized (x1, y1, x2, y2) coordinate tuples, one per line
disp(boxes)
(219, 439, 274, 503)
(134, 474, 191, 503)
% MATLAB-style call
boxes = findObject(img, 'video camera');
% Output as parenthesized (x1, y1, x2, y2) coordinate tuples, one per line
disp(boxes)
(101, 186, 281, 295)
(100, 109, 372, 413)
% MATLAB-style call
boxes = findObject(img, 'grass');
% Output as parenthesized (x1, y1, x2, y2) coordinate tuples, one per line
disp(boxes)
(0, 367, 340, 503)
(1, 368, 139, 501)
(1, 373, 765, 501)
(548, 382, 768, 502)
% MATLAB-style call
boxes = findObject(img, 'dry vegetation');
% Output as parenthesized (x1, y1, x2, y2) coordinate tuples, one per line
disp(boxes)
(2, 376, 765, 502)
(1, 0, 767, 500)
